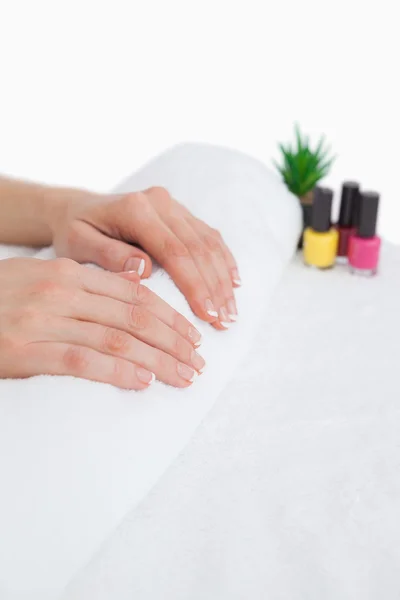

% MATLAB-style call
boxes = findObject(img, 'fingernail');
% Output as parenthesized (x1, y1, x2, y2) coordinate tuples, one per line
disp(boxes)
(177, 362, 197, 383)
(205, 298, 218, 318)
(219, 306, 231, 329)
(191, 350, 206, 373)
(125, 257, 145, 277)
(188, 326, 202, 347)
(232, 268, 242, 286)
(136, 367, 155, 384)
(227, 298, 238, 321)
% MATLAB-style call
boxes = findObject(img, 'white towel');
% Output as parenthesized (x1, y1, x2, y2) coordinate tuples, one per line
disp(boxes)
(0, 143, 301, 599)
(64, 243, 400, 600)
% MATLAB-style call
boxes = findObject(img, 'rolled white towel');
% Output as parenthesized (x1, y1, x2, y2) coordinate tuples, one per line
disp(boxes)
(0, 143, 301, 600)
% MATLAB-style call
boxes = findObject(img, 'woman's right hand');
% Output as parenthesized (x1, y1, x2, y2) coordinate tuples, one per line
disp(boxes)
(0, 257, 205, 390)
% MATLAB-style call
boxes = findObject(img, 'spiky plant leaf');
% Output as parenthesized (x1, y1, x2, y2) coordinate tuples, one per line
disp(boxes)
(273, 126, 335, 197)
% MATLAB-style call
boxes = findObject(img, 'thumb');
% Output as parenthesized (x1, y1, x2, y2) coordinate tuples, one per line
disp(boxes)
(73, 221, 152, 277)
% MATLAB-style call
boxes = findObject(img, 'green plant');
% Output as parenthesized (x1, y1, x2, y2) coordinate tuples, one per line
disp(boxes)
(273, 125, 335, 198)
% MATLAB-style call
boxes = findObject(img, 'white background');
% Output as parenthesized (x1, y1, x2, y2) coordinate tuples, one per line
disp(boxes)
(0, 0, 399, 242)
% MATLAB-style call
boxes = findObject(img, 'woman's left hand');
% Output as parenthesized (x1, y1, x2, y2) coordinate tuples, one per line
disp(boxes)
(51, 186, 240, 329)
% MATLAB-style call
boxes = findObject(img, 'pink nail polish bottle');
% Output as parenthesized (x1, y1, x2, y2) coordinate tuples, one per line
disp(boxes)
(348, 191, 381, 276)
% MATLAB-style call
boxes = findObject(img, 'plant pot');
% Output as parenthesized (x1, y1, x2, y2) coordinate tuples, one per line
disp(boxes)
(297, 190, 315, 249)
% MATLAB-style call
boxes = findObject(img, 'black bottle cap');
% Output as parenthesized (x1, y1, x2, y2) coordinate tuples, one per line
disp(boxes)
(311, 187, 333, 233)
(358, 191, 380, 238)
(338, 181, 360, 228)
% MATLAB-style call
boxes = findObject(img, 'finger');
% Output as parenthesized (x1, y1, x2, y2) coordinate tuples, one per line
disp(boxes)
(126, 204, 219, 323)
(192, 217, 241, 287)
(165, 215, 231, 330)
(22, 342, 154, 390)
(203, 227, 238, 324)
(77, 267, 202, 348)
(34, 318, 200, 387)
(68, 220, 152, 278)
(67, 292, 206, 374)
(188, 219, 238, 325)
(213, 230, 241, 287)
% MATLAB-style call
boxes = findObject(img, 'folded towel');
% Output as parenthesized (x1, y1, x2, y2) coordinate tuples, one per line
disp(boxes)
(0, 143, 301, 599)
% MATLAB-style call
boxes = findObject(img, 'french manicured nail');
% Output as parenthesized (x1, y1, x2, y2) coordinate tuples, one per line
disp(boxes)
(219, 307, 231, 329)
(177, 362, 197, 382)
(191, 350, 206, 373)
(188, 326, 202, 347)
(136, 368, 155, 384)
(205, 298, 218, 318)
(232, 268, 242, 286)
(125, 257, 145, 276)
(227, 299, 238, 321)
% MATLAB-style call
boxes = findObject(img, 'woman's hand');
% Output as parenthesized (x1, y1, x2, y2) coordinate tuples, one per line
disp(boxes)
(0, 257, 204, 389)
(50, 186, 241, 330)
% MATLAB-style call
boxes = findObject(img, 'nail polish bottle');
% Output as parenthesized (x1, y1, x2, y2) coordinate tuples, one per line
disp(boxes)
(348, 191, 381, 276)
(303, 187, 338, 269)
(336, 181, 360, 264)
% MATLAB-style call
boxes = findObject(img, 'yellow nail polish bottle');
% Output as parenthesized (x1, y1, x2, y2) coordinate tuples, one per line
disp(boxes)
(303, 187, 338, 269)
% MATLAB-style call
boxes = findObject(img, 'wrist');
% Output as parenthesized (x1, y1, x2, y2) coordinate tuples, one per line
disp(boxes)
(42, 186, 101, 238)
(0, 176, 102, 247)
(41, 186, 67, 239)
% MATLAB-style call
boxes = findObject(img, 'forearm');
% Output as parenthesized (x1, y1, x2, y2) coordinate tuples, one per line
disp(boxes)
(0, 176, 92, 246)
(0, 176, 60, 246)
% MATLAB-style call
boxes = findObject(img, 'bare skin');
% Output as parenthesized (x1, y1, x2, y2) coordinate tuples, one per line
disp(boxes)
(0, 177, 240, 388)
